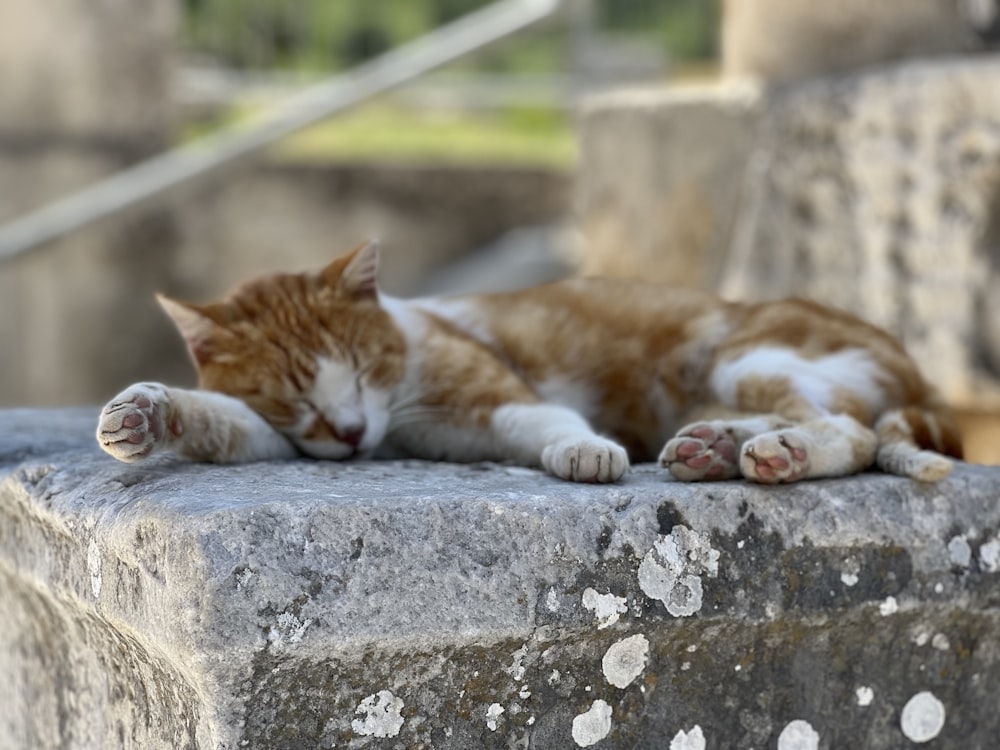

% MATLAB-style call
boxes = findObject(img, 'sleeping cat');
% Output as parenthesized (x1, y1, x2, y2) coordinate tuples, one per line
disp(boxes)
(96, 239, 963, 484)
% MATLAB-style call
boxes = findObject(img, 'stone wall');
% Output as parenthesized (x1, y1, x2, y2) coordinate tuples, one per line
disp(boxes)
(0, 0, 177, 412)
(574, 83, 760, 291)
(4, 409, 1000, 748)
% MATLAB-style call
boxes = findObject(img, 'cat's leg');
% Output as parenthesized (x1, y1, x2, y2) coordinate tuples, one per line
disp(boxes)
(739, 414, 878, 483)
(97, 382, 297, 463)
(492, 403, 629, 483)
(660, 415, 787, 481)
(662, 413, 877, 483)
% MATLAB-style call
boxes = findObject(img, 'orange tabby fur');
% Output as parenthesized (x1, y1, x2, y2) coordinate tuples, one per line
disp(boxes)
(97, 240, 962, 484)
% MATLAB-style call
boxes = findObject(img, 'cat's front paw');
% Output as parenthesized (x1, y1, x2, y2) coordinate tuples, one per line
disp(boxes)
(741, 430, 810, 484)
(660, 422, 741, 481)
(541, 437, 629, 483)
(96, 383, 176, 462)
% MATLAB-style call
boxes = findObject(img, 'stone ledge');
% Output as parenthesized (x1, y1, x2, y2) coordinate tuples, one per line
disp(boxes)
(3, 409, 1000, 748)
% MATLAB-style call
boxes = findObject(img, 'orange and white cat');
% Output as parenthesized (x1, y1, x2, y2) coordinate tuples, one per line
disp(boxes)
(97, 240, 962, 484)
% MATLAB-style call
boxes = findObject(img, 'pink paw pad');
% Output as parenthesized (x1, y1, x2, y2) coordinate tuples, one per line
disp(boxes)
(96, 385, 170, 462)
(741, 433, 809, 484)
(659, 423, 741, 482)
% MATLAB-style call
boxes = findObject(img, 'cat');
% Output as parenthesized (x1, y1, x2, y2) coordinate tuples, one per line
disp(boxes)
(96, 239, 963, 484)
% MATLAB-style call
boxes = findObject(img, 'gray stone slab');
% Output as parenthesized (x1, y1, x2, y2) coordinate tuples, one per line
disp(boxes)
(3, 408, 1000, 748)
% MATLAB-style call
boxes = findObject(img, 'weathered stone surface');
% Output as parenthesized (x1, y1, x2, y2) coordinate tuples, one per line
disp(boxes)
(4, 408, 1000, 749)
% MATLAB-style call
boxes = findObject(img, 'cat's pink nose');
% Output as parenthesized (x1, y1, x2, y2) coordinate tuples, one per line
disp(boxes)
(337, 424, 365, 447)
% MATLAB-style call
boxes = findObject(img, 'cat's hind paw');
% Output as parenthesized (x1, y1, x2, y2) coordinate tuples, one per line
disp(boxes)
(541, 437, 629, 483)
(97, 383, 176, 462)
(741, 430, 810, 484)
(660, 422, 741, 481)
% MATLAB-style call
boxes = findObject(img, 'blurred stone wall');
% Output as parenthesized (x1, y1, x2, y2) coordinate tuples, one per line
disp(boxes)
(721, 0, 974, 83)
(0, 0, 178, 407)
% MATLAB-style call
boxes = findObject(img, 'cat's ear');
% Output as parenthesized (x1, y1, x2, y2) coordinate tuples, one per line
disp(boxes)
(156, 294, 220, 366)
(322, 239, 380, 298)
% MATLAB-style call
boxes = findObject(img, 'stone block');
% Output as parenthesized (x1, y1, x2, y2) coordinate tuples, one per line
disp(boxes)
(722, 0, 972, 84)
(0, 0, 175, 140)
(575, 83, 762, 289)
(4, 408, 1000, 748)
(0, 0, 178, 410)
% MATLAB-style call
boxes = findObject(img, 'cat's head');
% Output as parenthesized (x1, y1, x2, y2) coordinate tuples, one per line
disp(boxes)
(158, 240, 406, 459)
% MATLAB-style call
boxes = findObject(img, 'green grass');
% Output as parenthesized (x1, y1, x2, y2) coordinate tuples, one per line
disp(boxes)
(276, 103, 576, 167)
(182, 101, 577, 168)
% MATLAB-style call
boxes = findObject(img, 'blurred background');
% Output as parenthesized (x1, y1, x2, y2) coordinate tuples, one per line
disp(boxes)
(1, 0, 1000, 462)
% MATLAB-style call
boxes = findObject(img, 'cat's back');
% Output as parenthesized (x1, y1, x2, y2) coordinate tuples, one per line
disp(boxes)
(414, 275, 733, 400)
(429, 276, 729, 344)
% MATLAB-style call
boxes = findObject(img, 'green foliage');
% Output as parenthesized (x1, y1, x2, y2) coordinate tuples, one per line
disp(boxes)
(182, 0, 720, 71)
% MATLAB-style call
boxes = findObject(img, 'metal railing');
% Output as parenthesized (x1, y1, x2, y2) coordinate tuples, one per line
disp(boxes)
(0, 0, 565, 263)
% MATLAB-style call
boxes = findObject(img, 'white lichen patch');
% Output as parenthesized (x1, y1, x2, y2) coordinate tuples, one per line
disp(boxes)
(269, 611, 312, 645)
(572, 700, 612, 747)
(351, 690, 404, 738)
(546, 588, 560, 612)
(947, 535, 972, 568)
(879, 596, 899, 616)
(900, 691, 946, 743)
(87, 539, 102, 599)
(931, 633, 950, 651)
(856, 686, 874, 707)
(505, 645, 528, 681)
(840, 557, 861, 587)
(979, 537, 1000, 572)
(486, 703, 505, 731)
(638, 525, 720, 617)
(582, 588, 628, 629)
(777, 719, 819, 750)
(670, 725, 706, 750)
(602, 634, 650, 689)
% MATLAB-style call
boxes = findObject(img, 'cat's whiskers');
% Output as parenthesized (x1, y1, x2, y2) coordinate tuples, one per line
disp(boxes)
(387, 391, 426, 412)
(387, 405, 458, 430)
